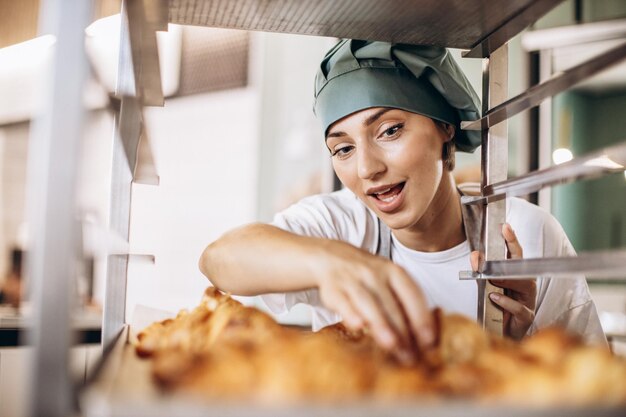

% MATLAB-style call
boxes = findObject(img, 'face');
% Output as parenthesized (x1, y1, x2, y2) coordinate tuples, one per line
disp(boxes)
(326, 107, 452, 232)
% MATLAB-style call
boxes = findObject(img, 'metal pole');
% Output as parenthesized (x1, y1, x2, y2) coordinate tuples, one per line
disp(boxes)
(478, 44, 508, 336)
(24, 0, 93, 416)
(102, 0, 139, 349)
(538, 49, 553, 211)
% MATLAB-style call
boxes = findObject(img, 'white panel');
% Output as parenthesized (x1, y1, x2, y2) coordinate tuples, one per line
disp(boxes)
(126, 88, 259, 317)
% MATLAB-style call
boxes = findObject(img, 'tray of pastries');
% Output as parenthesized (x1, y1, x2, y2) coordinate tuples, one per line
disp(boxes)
(82, 287, 626, 417)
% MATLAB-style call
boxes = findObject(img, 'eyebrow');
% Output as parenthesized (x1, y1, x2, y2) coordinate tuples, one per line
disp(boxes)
(325, 108, 394, 141)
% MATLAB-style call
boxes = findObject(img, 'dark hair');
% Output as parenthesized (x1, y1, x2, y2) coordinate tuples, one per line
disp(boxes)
(10, 248, 23, 277)
(434, 121, 456, 171)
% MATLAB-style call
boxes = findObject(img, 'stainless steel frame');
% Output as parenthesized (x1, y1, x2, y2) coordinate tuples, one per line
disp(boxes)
(476, 46, 508, 336)
(168, 0, 563, 50)
(103, 0, 165, 349)
(462, 42, 626, 131)
(522, 18, 626, 51)
(102, 0, 138, 351)
(126, 0, 167, 106)
(459, 249, 626, 280)
(462, 141, 626, 205)
(24, 1, 93, 416)
(463, 0, 564, 58)
(19, 0, 626, 415)
(537, 48, 553, 211)
(460, 22, 626, 287)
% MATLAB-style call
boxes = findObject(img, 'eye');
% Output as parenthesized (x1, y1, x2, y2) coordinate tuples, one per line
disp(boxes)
(380, 123, 404, 139)
(331, 145, 354, 158)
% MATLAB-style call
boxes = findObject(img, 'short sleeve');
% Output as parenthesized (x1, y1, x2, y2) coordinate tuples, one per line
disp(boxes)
(530, 277, 607, 346)
(260, 189, 378, 329)
(270, 188, 378, 244)
(508, 198, 607, 345)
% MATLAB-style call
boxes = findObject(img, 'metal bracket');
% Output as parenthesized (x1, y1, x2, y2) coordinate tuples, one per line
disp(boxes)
(462, 140, 626, 205)
(462, 42, 626, 131)
(463, 0, 564, 58)
(460, 249, 626, 281)
(477, 45, 508, 336)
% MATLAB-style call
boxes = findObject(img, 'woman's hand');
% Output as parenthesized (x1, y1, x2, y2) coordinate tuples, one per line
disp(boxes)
(471, 223, 536, 340)
(314, 240, 434, 360)
(200, 223, 434, 361)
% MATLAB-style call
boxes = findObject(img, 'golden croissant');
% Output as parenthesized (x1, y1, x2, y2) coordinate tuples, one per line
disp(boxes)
(136, 287, 626, 406)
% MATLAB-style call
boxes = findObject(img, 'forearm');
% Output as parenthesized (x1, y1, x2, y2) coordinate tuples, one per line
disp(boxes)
(199, 223, 336, 296)
(200, 223, 435, 354)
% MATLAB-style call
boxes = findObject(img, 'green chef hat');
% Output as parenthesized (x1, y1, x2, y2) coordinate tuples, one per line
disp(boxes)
(314, 40, 481, 153)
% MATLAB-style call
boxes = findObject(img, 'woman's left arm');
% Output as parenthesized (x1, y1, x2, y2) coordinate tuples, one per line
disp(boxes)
(471, 224, 537, 340)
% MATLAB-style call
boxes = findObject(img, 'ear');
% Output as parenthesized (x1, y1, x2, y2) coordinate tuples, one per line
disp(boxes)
(443, 123, 455, 142)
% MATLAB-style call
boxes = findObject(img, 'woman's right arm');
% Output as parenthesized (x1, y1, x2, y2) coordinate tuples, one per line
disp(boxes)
(199, 223, 434, 354)
(199, 222, 331, 295)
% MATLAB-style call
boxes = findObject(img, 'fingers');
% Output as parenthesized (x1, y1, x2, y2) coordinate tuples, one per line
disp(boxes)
(472, 224, 522, 270)
(318, 249, 433, 353)
(388, 266, 434, 349)
(489, 292, 533, 324)
(330, 290, 364, 330)
(345, 275, 417, 364)
(489, 278, 536, 295)
(365, 280, 412, 348)
(470, 251, 483, 272)
(490, 291, 535, 340)
(502, 223, 523, 259)
(344, 280, 398, 349)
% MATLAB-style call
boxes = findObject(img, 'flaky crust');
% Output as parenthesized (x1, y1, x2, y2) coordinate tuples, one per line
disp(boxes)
(135, 288, 626, 405)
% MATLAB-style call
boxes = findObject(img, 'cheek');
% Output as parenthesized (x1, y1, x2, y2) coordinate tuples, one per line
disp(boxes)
(394, 143, 442, 179)
(331, 160, 355, 189)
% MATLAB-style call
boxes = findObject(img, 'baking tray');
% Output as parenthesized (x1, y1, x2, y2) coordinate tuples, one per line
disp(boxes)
(80, 325, 626, 417)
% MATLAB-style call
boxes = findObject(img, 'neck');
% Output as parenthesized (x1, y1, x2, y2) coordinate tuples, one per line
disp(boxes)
(393, 172, 465, 252)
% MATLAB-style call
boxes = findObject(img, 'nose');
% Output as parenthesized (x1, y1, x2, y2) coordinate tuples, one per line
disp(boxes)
(357, 145, 386, 180)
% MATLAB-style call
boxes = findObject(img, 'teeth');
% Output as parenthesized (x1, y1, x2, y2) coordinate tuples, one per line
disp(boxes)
(375, 187, 393, 195)
(380, 195, 396, 203)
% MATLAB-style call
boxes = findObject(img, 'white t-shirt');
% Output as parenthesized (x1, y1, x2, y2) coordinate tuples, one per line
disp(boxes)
(262, 188, 606, 345)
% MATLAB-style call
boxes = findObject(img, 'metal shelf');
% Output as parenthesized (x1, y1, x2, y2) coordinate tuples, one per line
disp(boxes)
(19, 0, 621, 416)
(460, 249, 626, 281)
(461, 42, 626, 131)
(107, 96, 160, 185)
(168, 0, 561, 53)
(463, 0, 564, 58)
(462, 140, 626, 205)
(124, 0, 166, 106)
(81, 325, 626, 417)
(521, 18, 626, 52)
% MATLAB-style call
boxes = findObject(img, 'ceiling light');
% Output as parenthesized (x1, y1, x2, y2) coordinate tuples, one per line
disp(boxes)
(552, 148, 573, 165)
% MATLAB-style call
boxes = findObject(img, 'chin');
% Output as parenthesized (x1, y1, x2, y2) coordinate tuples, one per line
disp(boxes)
(379, 211, 423, 231)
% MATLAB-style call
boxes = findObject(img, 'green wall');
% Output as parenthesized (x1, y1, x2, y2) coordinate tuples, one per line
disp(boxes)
(552, 91, 626, 251)
(535, 0, 626, 28)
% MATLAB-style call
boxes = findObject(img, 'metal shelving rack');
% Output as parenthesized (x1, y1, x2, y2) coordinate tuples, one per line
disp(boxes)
(25, 1, 94, 416)
(24, 0, 626, 416)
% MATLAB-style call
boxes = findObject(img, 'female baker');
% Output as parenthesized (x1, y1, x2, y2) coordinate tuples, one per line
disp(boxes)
(199, 40, 605, 359)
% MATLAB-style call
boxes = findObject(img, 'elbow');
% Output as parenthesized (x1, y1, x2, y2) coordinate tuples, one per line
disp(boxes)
(198, 243, 221, 288)
(198, 223, 267, 295)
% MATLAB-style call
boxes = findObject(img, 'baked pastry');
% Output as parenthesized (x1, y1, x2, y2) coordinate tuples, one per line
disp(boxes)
(136, 287, 626, 405)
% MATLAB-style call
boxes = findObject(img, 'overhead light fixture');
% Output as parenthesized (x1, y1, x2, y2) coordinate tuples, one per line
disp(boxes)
(552, 148, 574, 165)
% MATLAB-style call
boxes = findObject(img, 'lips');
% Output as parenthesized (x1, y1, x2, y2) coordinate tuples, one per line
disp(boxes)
(367, 182, 406, 213)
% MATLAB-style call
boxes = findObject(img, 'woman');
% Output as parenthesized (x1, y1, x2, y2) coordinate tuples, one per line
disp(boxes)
(199, 40, 605, 359)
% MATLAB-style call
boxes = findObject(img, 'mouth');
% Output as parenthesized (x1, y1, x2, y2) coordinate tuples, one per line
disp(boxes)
(367, 182, 406, 213)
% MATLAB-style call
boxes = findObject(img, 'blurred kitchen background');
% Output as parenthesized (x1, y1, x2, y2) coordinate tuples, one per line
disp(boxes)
(0, 0, 625, 414)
